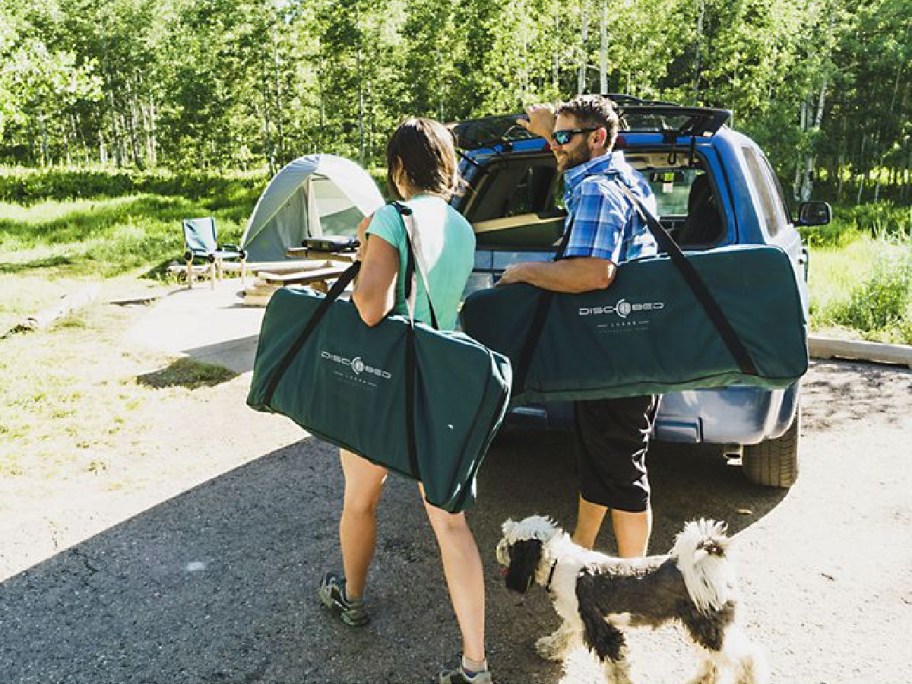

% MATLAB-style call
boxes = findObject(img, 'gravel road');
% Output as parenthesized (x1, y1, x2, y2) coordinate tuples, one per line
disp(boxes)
(0, 359, 910, 684)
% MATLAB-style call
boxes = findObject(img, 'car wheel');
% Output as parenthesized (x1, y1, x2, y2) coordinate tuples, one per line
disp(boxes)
(742, 410, 800, 488)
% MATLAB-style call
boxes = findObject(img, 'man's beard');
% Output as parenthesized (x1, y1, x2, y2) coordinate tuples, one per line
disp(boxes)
(555, 146, 592, 172)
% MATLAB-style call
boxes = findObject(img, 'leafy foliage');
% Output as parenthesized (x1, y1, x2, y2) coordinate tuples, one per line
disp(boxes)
(0, 0, 909, 208)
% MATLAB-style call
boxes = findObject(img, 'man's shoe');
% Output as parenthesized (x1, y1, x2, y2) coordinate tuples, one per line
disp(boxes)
(318, 572, 370, 627)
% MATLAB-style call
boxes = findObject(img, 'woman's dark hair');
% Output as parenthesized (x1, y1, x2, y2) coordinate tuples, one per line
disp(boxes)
(386, 117, 459, 200)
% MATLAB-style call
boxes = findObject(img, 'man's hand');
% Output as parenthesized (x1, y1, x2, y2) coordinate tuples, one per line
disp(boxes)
(516, 104, 557, 142)
(496, 257, 616, 293)
(497, 263, 528, 286)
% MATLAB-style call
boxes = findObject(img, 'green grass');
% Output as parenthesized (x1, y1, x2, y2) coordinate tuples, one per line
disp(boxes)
(0, 178, 256, 482)
(0, 194, 250, 280)
(808, 231, 912, 344)
(0, 292, 241, 480)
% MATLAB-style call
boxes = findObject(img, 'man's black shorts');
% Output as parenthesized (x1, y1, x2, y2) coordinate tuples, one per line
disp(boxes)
(574, 395, 659, 512)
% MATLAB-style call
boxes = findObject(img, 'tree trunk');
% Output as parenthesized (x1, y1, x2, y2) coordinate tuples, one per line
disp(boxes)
(147, 96, 157, 168)
(39, 112, 49, 167)
(599, 0, 607, 94)
(693, 0, 705, 103)
(128, 90, 143, 170)
(836, 150, 844, 201)
(259, 55, 275, 176)
(799, 78, 827, 202)
(856, 134, 866, 204)
(109, 91, 123, 168)
(64, 114, 72, 166)
(578, 0, 588, 95)
(272, 25, 286, 166)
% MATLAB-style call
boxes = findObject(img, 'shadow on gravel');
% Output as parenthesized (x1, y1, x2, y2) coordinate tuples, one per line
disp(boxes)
(0, 427, 789, 684)
(802, 359, 912, 431)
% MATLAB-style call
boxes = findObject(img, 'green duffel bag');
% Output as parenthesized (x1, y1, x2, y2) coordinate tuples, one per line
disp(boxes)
(460, 187, 807, 404)
(247, 221, 511, 513)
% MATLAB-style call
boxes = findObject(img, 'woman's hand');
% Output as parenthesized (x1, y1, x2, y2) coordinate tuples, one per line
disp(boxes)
(355, 213, 373, 260)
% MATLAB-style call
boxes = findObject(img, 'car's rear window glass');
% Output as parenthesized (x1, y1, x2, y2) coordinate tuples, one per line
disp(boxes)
(646, 169, 698, 215)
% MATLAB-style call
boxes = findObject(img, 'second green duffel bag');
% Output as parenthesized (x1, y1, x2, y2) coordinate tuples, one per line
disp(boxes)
(460, 243, 808, 404)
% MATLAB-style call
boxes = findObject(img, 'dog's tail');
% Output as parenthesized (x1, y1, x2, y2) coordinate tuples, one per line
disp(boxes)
(671, 519, 737, 614)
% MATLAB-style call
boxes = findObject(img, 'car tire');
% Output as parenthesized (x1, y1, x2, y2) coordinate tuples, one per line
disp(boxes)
(742, 410, 800, 488)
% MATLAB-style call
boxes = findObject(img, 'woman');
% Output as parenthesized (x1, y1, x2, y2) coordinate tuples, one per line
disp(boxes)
(318, 118, 493, 684)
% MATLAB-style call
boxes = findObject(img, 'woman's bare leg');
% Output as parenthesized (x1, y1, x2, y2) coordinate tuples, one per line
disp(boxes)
(338, 449, 387, 598)
(420, 486, 486, 664)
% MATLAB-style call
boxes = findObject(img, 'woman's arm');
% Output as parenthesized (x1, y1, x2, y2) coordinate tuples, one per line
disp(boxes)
(351, 231, 399, 327)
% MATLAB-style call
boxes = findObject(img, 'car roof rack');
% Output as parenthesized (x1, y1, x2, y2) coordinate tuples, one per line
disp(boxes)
(450, 94, 732, 151)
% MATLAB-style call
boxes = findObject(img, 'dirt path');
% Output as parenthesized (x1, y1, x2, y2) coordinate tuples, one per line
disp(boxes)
(1, 331, 910, 683)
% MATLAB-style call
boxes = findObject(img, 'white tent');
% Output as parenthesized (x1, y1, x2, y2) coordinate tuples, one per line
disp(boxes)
(240, 154, 385, 263)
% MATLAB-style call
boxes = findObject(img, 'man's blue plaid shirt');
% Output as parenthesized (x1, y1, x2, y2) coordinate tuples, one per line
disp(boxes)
(562, 151, 658, 264)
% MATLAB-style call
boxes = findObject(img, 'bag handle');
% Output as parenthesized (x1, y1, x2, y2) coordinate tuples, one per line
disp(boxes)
(392, 201, 440, 330)
(390, 201, 435, 483)
(612, 183, 758, 377)
(510, 220, 572, 393)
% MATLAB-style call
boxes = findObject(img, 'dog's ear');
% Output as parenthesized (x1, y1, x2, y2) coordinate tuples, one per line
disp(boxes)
(504, 539, 543, 594)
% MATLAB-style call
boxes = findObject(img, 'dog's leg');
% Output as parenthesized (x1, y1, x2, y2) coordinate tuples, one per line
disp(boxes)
(602, 644, 632, 684)
(723, 626, 769, 684)
(704, 625, 769, 684)
(535, 622, 581, 662)
(578, 598, 628, 684)
(684, 656, 717, 684)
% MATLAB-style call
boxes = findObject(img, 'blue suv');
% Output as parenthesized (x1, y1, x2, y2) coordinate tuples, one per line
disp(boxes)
(449, 95, 831, 488)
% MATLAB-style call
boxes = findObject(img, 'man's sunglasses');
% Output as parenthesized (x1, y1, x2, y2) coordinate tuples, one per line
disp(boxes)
(552, 127, 599, 145)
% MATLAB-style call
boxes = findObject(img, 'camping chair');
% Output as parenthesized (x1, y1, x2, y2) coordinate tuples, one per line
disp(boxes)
(181, 217, 246, 289)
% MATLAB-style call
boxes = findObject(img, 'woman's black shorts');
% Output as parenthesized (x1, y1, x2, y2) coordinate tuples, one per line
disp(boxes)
(574, 395, 659, 512)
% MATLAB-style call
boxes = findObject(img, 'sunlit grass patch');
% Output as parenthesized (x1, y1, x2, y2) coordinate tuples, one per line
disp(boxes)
(0, 291, 233, 481)
(809, 232, 912, 344)
(0, 194, 245, 279)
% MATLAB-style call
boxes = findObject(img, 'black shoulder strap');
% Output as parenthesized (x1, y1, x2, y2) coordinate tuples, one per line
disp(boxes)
(511, 217, 573, 394)
(262, 260, 361, 404)
(392, 201, 440, 331)
(613, 183, 758, 377)
(390, 201, 426, 482)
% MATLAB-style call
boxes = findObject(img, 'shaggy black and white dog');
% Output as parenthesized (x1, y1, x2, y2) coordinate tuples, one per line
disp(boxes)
(496, 516, 768, 684)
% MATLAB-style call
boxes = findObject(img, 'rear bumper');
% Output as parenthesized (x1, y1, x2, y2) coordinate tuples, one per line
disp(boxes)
(505, 382, 800, 446)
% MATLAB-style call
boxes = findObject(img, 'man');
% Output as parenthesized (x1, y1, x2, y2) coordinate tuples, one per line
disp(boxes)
(500, 94, 659, 557)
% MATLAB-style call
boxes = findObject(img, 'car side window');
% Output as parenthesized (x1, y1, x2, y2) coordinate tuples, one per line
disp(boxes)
(467, 160, 560, 222)
(742, 146, 789, 237)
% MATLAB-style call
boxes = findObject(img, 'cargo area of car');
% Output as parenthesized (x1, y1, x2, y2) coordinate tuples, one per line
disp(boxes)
(461, 150, 727, 252)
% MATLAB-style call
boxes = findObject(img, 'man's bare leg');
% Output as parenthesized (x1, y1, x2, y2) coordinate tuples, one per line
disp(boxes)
(571, 496, 608, 549)
(572, 496, 652, 557)
(611, 508, 651, 558)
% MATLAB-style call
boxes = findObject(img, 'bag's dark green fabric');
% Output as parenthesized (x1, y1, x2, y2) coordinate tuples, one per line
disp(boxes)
(460, 243, 808, 404)
(246, 269, 512, 513)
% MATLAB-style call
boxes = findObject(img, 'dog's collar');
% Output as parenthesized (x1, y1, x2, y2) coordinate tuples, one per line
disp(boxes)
(545, 560, 558, 593)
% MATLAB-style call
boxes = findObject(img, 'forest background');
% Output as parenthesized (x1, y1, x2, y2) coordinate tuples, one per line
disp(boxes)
(2, 0, 911, 199)
(1, 0, 911, 342)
